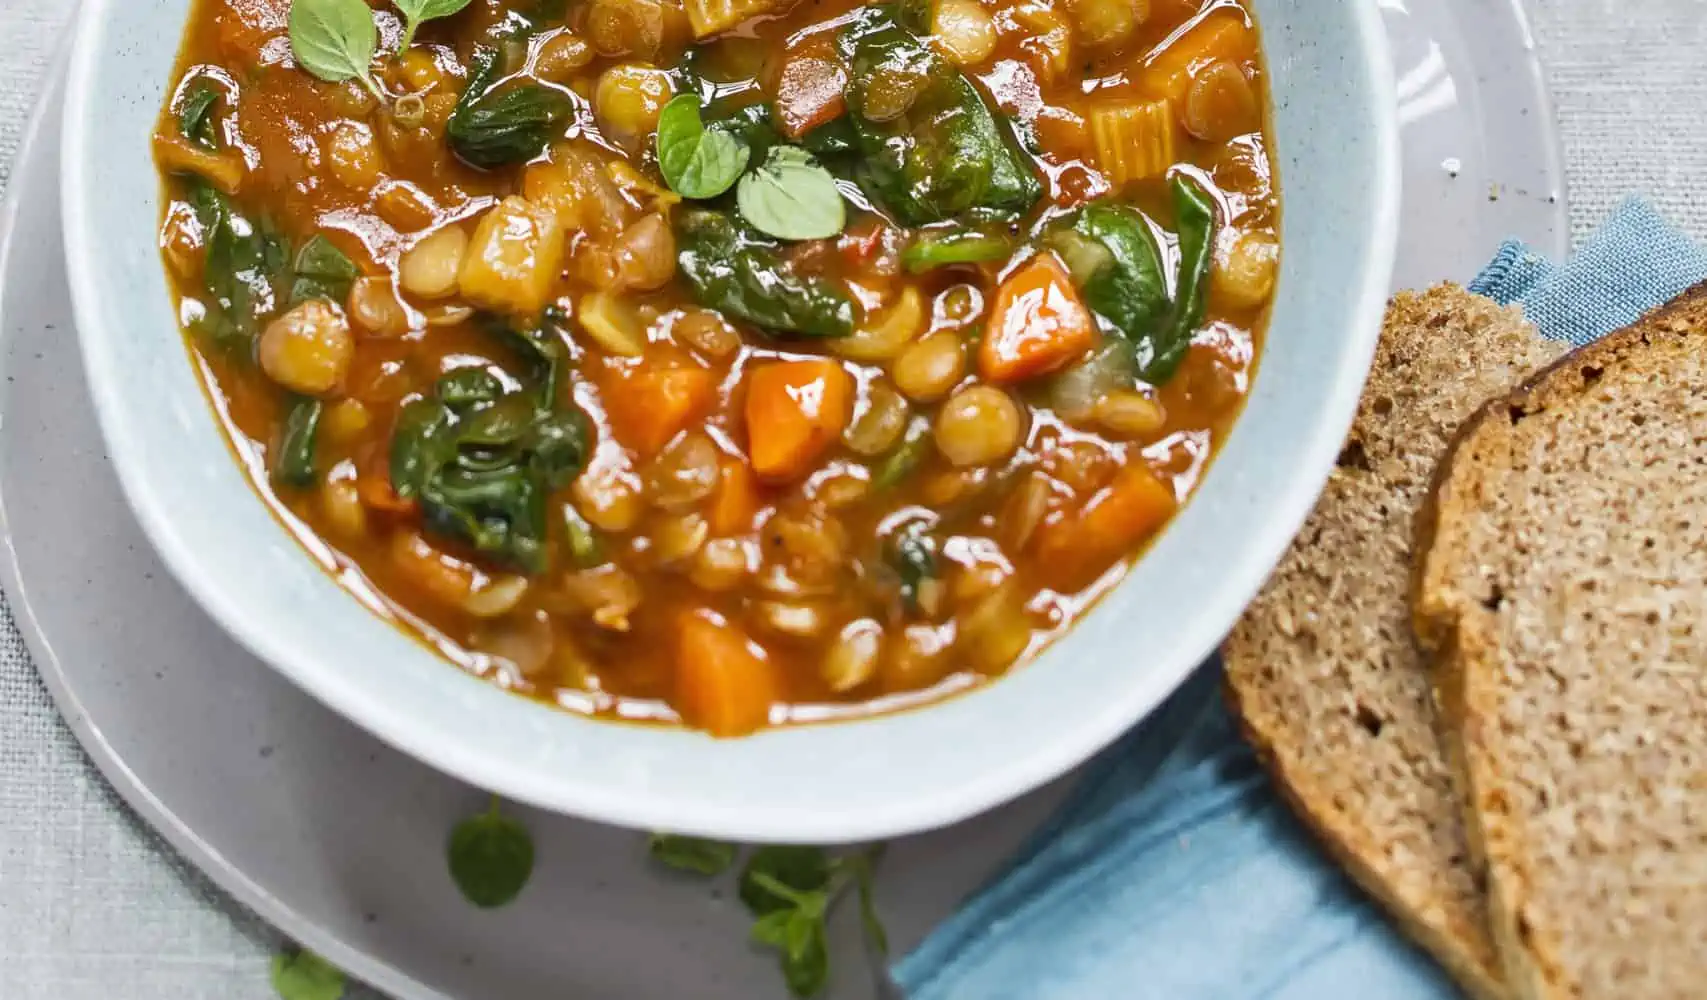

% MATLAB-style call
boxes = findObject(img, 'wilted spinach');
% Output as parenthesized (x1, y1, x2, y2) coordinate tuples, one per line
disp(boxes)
(177, 79, 222, 149)
(287, 234, 359, 306)
(448, 83, 575, 169)
(837, 6, 1040, 226)
(1155, 174, 1217, 384)
(675, 209, 855, 338)
(272, 397, 324, 488)
(901, 226, 1014, 273)
(186, 181, 288, 350)
(389, 320, 590, 573)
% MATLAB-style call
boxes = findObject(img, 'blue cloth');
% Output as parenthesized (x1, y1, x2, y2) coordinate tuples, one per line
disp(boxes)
(893, 198, 1707, 1000)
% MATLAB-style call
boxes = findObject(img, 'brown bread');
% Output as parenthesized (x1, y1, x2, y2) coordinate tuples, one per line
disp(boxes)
(1413, 284, 1707, 1000)
(1226, 284, 1564, 1000)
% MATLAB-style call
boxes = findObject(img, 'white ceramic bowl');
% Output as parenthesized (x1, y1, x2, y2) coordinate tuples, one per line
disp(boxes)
(62, 0, 1398, 842)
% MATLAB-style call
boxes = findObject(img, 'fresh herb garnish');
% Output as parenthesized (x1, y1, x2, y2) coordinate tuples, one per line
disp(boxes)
(393, 0, 475, 51)
(648, 833, 739, 876)
(447, 798, 536, 909)
(739, 845, 888, 998)
(287, 0, 383, 100)
(271, 949, 346, 1000)
(178, 80, 223, 149)
(656, 95, 750, 200)
(737, 146, 846, 241)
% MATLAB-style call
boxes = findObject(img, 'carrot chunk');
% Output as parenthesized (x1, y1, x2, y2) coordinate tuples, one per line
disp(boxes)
(603, 364, 717, 459)
(1144, 11, 1258, 102)
(1034, 464, 1178, 590)
(979, 252, 1098, 384)
(675, 610, 779, 738)
(775, 51, 848, 139)
(744, 359, 853, 482)
(708, 457, 761, 536)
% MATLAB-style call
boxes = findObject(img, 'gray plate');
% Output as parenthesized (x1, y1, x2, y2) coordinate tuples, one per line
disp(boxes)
(3, 1, 1565, 996)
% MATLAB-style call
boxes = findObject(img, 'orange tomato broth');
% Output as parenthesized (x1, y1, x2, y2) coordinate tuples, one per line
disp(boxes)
(153, 0, 1278, 736)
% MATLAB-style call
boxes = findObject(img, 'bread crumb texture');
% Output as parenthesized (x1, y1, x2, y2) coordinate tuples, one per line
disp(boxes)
(1227, 284, 1562, 1000)
(1415, 284, 1707, 1000)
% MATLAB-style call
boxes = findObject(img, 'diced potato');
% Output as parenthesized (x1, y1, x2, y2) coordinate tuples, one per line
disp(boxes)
(457, 197, 566, 317)
(524, 144, 632, 237)
(1089, 98, 1176, 186)
(153, 133, 243, 195)
(684, 0, 781, 39)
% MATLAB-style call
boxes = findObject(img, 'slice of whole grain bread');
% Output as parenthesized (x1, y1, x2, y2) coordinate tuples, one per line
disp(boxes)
(1413, 283, 1707, 1000)
(1226, 284, 1564, 1000)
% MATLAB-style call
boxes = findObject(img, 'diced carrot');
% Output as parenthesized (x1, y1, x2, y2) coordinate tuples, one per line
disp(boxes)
(1034, 464, 1178, 591)
(603, 364, 717, 459)
(1144, 11, 1258, 102)
(979, 252, 1098, 384)
(744, 359, 854, 482)
(675, 610, 779, 738)
(775, 52, 848, 139)
(708, 457, 761, 536)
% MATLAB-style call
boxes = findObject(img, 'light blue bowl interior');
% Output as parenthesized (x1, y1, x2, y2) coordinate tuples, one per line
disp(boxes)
(61, 0, 1397, 841)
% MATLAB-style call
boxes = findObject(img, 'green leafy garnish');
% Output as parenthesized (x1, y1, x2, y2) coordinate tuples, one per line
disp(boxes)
(648, 833, 738, 876)
(393, 0, 476, 51)
(675, 209, 855, 338)
(271, 949, 346, 1000)
(288, 0, 383, 100)
(187, 181, 289, 349)
(288, 234, 359, 306)
(448, 798, 535, 909)
(448, 83, 575, 169)
(656, 95, 750, 200)
(737, 147, 846, 241)
(272, 397, 324, 488)
(739, 845, 888, 998)
(178, 80, 222, 149)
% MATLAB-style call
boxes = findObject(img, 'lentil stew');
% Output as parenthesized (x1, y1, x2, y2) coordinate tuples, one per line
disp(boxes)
(154, 0, 1279, 737)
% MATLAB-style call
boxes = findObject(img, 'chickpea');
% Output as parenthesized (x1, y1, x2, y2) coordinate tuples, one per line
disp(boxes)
(326, 121, 384, 191)
(1215, 229, 1281, 309)
(892, 332, 967, 402)
(1093, 390, 1167, 438)
(845, 382, 911, 456)
(595, 64, 673, 143)
(399, 225, 468, 300)
(258, 300, 354, 396)
(347, 276, 410, 337)
(395, 48, 448, 93)
(574, 465, 644, 532)
(674, 309, 741, 360)
(932, 0, 998, 67)
(1067, 0, 1149, 50)
(691, 538, 752, 592)
(1183, 60, 1261, 143)
(535, 31, 595, 82)
(612, 213, 677, 292)
(934, 385, 1025, 467)
(321, 399, 372, 443)
(318, 462, 367, 539)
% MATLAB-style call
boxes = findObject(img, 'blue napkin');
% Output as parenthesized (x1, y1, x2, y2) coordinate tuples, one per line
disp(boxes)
(893, 197, 1707, 1000)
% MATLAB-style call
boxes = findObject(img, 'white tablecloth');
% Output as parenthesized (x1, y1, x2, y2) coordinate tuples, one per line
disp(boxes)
(3, 1, 1706, 997)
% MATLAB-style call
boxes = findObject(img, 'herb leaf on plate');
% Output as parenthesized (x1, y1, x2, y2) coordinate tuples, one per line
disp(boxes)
(737, 146, 846, 241)
(271, 949, 346, 1000)
(648, 833, 739, 876)
(739, 845, 834, 915)
(448, 798, 536, 908)
(288, 0, 383, 99)
(657, 95, 750, 200)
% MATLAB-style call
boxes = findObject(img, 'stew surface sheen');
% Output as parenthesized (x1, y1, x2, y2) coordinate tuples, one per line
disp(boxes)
(154, 0, 1279, 737)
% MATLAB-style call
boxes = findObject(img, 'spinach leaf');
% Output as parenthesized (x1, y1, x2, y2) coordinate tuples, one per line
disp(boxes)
(737, 146, 846, 241)
(394, 0, 476, 50)
(189, 182, 288, 349)
(448, 83, 574, 169)
(1049, 203, 1169, 371)
(422, 463, 551, 572)
(885, 525, 938, 615)
(837, 7, 1040, 226)
(675, 209, 855, 339)
(288, 0, 382, 99)
(271, 949, 346, 1000)
(1151, 174, 1217, 384)
(447, 798, 535, 909)
(648, 834, 738, 876)
(901, 227, 1013, 272)
(656, 94, 750, 200)
(562, 505, 605, 568)
(178, 80, 222, 149)
(272, 397, 323, 488)
(288, 235, 359, 305)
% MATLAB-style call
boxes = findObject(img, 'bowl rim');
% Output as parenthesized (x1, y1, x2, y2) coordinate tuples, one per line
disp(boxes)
(60, 0, 1401, 842)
